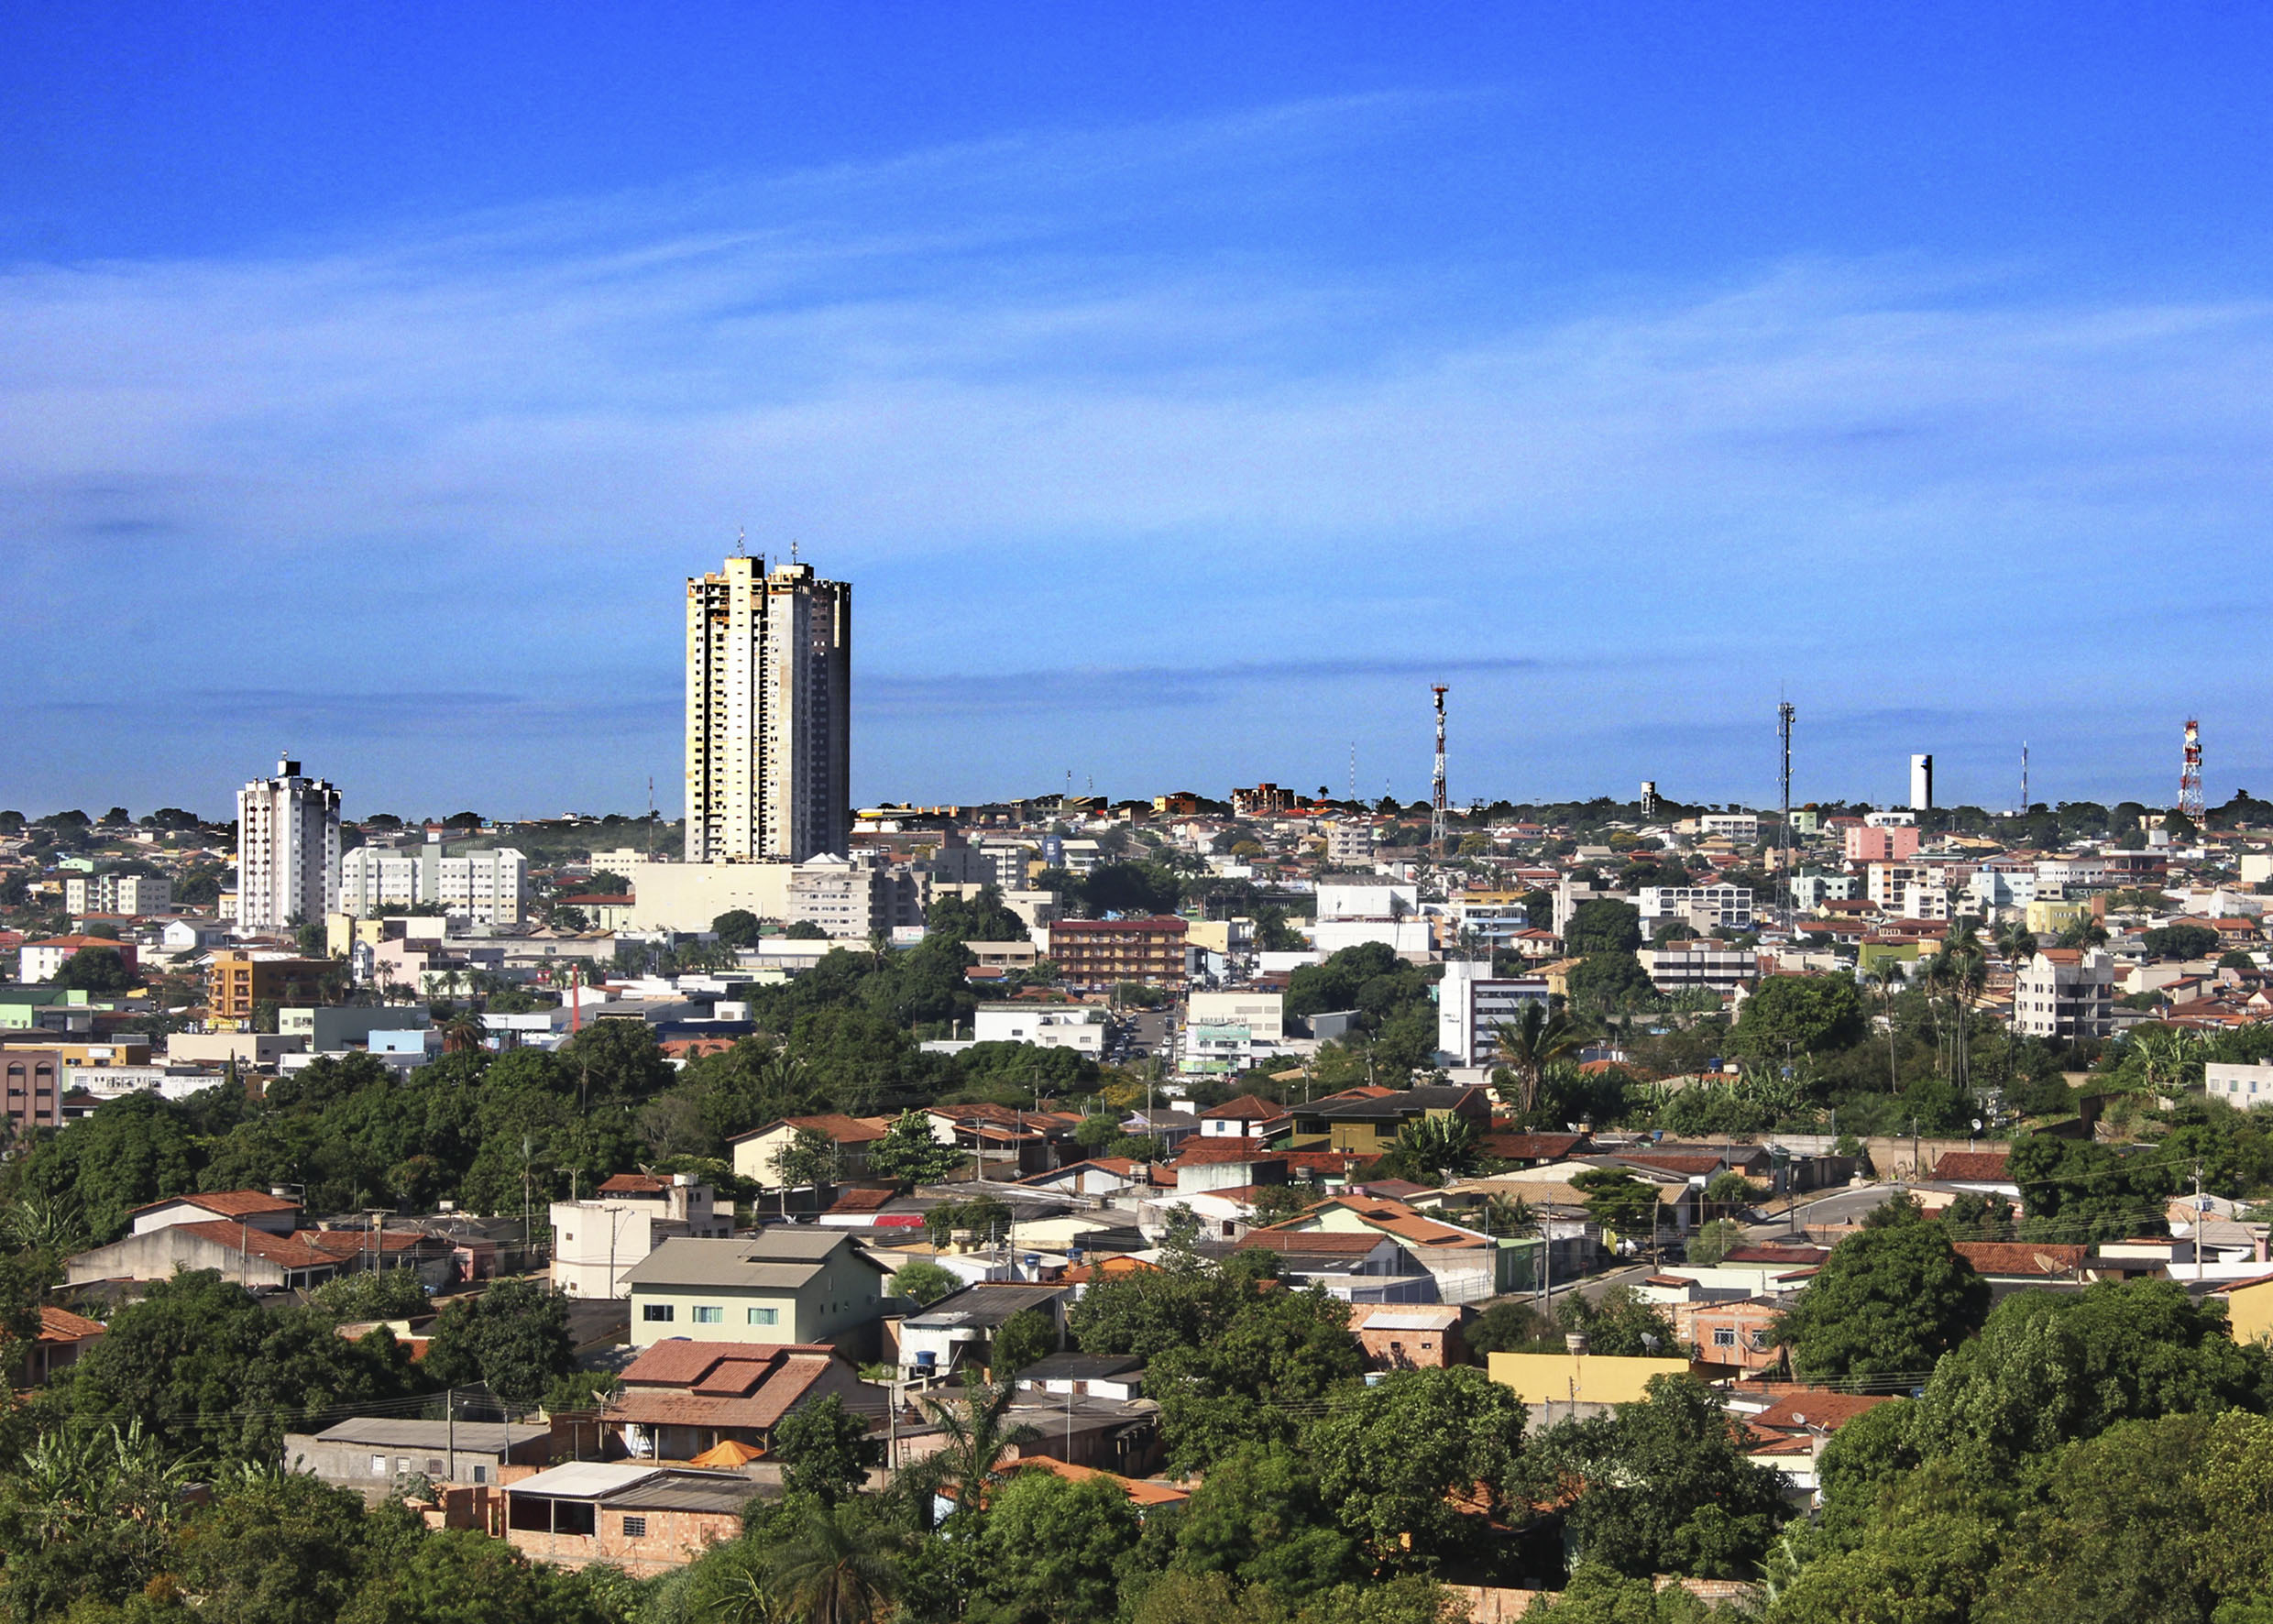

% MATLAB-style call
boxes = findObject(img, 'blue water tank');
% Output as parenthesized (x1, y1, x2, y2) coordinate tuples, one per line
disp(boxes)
(915, 1350, 938, 1369)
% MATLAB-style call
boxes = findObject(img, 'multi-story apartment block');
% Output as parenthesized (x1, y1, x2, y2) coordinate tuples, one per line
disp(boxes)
(551, 1174, 732, 1300)
(2, 1048, 62, 1136)
(1436, 960, 1553, 1067)
(1639, 940, 1763, 994)
(1866, 862, 1931, 911)
(1324, 820, 1378, 867)
(1696, 813, 1760, 841)
(1843, 825, 1922, 864)
(784, 852, 921, 939)
(236, 757, 340, 930)
(685, 554, 851, 864)
(2013, 948, 2114, 1040)
(1047, 916, 1189, 991)
(338, 842, 529, 924)
(208, 949, 332, 1026)
(62, 873, 172, 916)
(1637, 884, 1754, 933)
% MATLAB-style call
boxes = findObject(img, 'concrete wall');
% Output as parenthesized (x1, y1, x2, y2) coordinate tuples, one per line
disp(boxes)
(623, 861, 793, 932)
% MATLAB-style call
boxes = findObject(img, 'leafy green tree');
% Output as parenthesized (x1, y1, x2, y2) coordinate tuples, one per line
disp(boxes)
(5, 1092, 202, 1244)
(774, 1395, 884, 1505)
(338, 1502, 615, 1624)
(173, 1471, 372, 1624)
(990, 1308, 1058, 1377)
(1774, 1213, 1988, 1380)
(1906, 1278, 2273, 1473)
(1566, 952, 1654, 1013)
(60, 1271, 422, 1464)
(2008, 1136, 2179, 1244)
(711, 909, 763, 948)
(928, 885, 1031, 945)
(1521, 1375, 1787, 1580)
(890, 1259, 961, 1306)
(1521, 1564, 1738, 1621)
(1149, 1283, 1366, 1470)
(1565, 901, 1643, 957)
(1567, 1169, 1660, 1237)
(1684, 1218, 1748, 1267)
(2144, 924, 2221, 960)
(1734, 974, 1866, 1059)
(865, 1111, 965, 1188)
(0, 1421, 196, 1620)
(974, 1469, 1144, 1623)
(1069, 1253, 1272, 1364)
(1466, 1300, 1552, 1356)
(1307, 1367, 1526, 1570)
(313, 1267, 434, 1322)
(1767, 1461, 2012, 1624)
(420, 1278, 574, 1411)
(1171, 1443, 1355, 1600)
(49, 945, 136, 993)
(1558, 1285, 1679, 1358)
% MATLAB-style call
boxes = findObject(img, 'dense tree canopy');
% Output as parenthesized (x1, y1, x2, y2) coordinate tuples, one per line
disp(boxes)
(1775, 1209, 1990, 1380)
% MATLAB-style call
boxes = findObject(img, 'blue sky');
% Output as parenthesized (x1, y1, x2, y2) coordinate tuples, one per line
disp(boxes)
(4, 5, 2271, 819)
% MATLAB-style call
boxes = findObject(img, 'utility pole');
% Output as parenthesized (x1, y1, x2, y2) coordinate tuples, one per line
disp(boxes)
(2196, 1160, 2207, 1284)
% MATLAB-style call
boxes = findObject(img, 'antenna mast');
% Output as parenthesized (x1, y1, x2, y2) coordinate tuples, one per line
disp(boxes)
(2180, 719, 2205, 821)
(2020, 742, 2029, 816)
(1778, 699, 1795, 917)
(1430, 686, 1449, 853)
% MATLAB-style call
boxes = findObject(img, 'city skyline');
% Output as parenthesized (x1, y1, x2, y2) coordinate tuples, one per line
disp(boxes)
(5, 8, 2272, 815)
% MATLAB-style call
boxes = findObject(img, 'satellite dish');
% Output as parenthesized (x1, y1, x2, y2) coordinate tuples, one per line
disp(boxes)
(1640, 1333, 1661, 1352)
(1793, 1411, 1806, 1425)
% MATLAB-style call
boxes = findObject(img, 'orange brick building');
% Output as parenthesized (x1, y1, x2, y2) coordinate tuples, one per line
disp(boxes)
(1046, 916, 1189, 992)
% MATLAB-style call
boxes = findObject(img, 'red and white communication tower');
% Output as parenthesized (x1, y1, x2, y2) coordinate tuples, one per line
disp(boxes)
(2180, 719, 2205, 822)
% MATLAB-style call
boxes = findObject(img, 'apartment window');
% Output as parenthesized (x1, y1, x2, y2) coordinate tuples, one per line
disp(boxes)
(621, 1514, 648, 1538)
(472, 1465, 488, 1484)
(692, 1306, 723, 1324)
(642, 1304, 675, 1323)
(1712, 1328, 1738, 1348)
(370, 1454, 388, 1476)
(747, 1306, 779, 1326)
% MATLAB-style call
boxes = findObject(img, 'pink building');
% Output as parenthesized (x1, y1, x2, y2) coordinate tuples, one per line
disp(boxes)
(1842, 826, 1920, 863)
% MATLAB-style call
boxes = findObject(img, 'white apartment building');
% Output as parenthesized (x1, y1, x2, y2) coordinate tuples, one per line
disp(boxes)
(1898, 883, 1951, 921)
(1697, 813, 1761, 841)
(785, 852, 920, 939)
(1789, 873, 1860, 909)
(236, 757, 340, 930)
(685, 554, 851, 864)
(1454, 896, 1534, 949)
(1967, 866, 2038, 913)
(971, 1003, 1106, 1054)
(1640, 941, 1762, 994)
(338, 842, 529, 925)
(1324, 821, 1378, 867)
(551, 1175, 732, 1300)
(63, 873, 172, 916)
(1436, 960, 1553, 1067)
(1638, 884, 1753, 933)
(2013, 948, 2114, 1040)
(1316, 879, 1419, 921)
(1864, 810, 1917, 829)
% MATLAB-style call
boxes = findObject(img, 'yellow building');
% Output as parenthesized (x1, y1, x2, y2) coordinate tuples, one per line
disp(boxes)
(2216, 1276, 2273, 1346)
(206, 951, 332, 1026)
(1487, 1350, 1701, 1407)
(2026, 898, 2089, 937)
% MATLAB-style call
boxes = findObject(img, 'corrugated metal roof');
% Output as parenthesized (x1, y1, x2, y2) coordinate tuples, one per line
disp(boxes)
(508, 1461, 660, 1498)
(311, 1418, 547, 1452)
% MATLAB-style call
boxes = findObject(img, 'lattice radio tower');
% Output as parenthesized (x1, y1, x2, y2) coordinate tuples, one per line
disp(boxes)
(1430, 686, 1449, 851)
(2180, 719, 2205, 821)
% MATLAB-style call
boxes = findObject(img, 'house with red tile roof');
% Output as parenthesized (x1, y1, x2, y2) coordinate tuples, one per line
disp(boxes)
(605, 1338, 883, 1463)
(16, 1305, 105, 1385)
(728, 1114, 894, 1190)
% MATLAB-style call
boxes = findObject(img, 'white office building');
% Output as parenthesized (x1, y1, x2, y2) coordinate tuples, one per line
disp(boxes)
(971, 1003, 1107, 1055)
(236, 757, 340, 931)
(1436, 960, 1553, 1067)
(685, 554, 851, 864)
(2013, 949, 2114, 1040)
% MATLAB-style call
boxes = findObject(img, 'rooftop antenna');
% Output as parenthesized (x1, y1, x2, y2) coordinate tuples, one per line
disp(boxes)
(790, 537, 800, 565)
(734, 525, 746, 558)
(1430, 685, 1449, 853)
(2020, 742, 2030, 816)
(2180, 719, 2205, 822)
(1348, 741, 1356, 803)
(645, 775, 655, 859)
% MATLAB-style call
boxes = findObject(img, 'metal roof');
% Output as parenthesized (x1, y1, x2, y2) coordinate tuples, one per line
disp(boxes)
(309, 1418, 547, 1453)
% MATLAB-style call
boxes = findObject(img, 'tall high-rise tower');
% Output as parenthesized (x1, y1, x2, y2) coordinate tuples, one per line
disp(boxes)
(1429, 685, 1448, 852)
(1909, 752, 1935, 813)
(236, 755, 341, 929)
(685, 553, 851, 863)
(2180, 719, 2205, 821)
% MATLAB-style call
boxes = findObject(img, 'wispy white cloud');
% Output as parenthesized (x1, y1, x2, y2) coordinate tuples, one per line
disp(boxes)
(2, 94, 2269, 812)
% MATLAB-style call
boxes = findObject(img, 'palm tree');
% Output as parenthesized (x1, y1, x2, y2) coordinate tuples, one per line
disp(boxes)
(441, 1010, 487, 1055)
(1862, 964, 1902, 1092)
(1993, 921, 2037, 970)
(1489, 1003, 1591, 1116)
(905, 1380, 1041, 1518)
(1394, 1114, 1481, 1183)
(762, 1498, 910, 1624)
